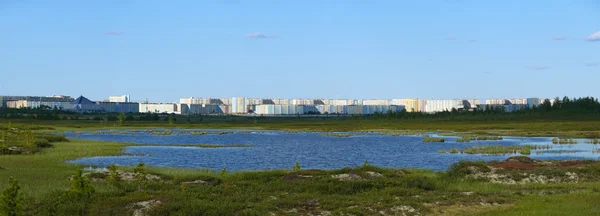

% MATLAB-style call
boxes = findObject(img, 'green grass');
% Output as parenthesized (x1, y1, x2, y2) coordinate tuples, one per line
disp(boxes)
(0, 139, 128, 197)
(450, 145, 551, 155)
(4, 118, 600, 138)
(471, 191, 600, 216)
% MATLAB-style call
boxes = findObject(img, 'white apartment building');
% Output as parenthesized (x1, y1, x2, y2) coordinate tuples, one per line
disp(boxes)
(109, 95, 130, 103)
(139, 103, 181, 114)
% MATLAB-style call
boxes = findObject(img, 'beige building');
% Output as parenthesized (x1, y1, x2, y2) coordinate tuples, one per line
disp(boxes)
(393, 98, 425, 112)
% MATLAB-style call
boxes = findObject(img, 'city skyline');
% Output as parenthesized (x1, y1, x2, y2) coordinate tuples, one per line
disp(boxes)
(1, 0, 599, 101)
(2, 94, 548, 115)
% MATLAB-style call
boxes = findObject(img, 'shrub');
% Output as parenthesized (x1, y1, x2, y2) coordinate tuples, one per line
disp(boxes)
(134, 163, 147, 191)
(107, 165, 121, 188)
(520, 146, 531, 155)
(403, 175, 437, 191)
(293, 162, 301, 172)
(1, 177, 23, 216)
(220, 168, 227, 176)
(506, 156, 535, 163)
(68, 170, 95, 199)
(85, 172, 108, 179)
(445, 161, 490, 178)
(450, 148, 459, 153)
(363, 160, 369, 167)
(38, 133, 68, 143)
(34, 139, 52, 148)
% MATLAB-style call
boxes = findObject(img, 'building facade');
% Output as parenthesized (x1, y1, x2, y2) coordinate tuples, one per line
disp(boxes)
(97, 102, 139, 113)
(393, 98, 424, 112)
(109, 95, 130, 103)
(485, 98, 527, 105)
(526, 98, 541, 108)
(231, 97, 247, 114)
(139, 103, 180, 114)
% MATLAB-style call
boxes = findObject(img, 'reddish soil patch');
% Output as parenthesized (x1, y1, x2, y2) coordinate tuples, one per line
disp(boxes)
(557, 160, 597, 167)
(491, 161, 536, 170)
(491, 157, 597, 170)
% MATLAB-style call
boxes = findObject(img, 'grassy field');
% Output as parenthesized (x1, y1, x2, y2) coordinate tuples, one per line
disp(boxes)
(3, 118, 600, 138)
(0, 139, 127, 197)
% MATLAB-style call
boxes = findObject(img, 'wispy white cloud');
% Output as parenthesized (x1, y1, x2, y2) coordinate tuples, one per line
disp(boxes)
(245, 32, 275, 39)
(585, 63, 598, 67)
(526, 65, 550, 71)
(586, 31, 600, 41)
(103, 31, 124, 36)
(553, 35, 567, 40)
(446, 36, 457, 41)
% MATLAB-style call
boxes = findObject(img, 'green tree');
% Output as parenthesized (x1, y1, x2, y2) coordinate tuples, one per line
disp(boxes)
(134, 163, 147, 191)
(363, 160, 370, 167)
(118, 113, 125, 126)
(168, 114, 174, 125)
(69, 170, 95, 198)
(220, 168, 227, 176)
(107, 165, 121, 188)
(23, 130, 34, 147)
(293, 161, 301, 172)
(1, 177, 23, 216)
(0, 130, 6, 148)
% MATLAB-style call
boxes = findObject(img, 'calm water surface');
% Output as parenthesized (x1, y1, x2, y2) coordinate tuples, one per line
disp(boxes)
(67, 130, 600, 171)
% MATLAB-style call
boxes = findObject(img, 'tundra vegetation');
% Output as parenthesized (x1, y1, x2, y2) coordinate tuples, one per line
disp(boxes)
(1, 136, 600, 215)
(441, 145, 553, 155)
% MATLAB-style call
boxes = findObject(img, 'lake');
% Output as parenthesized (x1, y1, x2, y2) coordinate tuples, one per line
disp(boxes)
(67, 129, 600, 171)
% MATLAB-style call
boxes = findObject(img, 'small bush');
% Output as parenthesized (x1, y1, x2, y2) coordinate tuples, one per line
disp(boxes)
(38, 134, 68, 143)
(403, 175, 437, 191)
(34, 139, 52, 148)
(445, 161, 490, 178)
(134, 163, 147, 191)
(505, 156, 534, 163)
(293, 162, 301, 172)
(107, 165, 121, 188)
(85, 172, 108, 179)
(1, 177, 23, 216)
(68, 170, 95, 199)
(423, 138, 445, 143)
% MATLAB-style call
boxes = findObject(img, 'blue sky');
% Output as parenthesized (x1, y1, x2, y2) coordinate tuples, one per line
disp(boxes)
(1, 0, 599, 102)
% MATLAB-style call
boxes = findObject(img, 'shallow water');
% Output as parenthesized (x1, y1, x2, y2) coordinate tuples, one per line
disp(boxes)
(67, 130, 600, 171)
